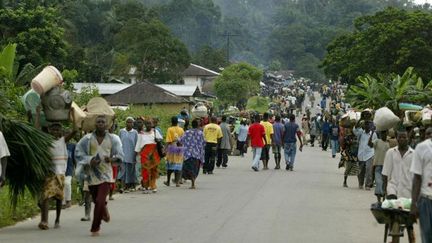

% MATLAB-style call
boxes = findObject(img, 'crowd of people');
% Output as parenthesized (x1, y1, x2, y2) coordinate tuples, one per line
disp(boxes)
(0, 81, 431, 242)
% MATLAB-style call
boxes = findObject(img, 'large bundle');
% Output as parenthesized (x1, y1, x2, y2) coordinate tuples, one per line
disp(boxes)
(82, 97, 115, 132)
(40, 86, 72, 121)
(422, 107, 432, 125)
(340, 110, 359, 128)
(373, 107, 400, 131)
(70, 102, 87, 129)
(191, 102, 208, 118)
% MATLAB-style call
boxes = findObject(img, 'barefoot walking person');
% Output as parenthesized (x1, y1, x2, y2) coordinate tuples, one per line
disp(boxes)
(180, 119, 205, 189)
(119, 117, 138, 192)
(272, 115, 284, 169)
(75, 115, 124, 236)
(35, 107, 77, 230)
(164, 117, 184, 187)
(260, 112, 274, 170)
(135, 119, 162, 193)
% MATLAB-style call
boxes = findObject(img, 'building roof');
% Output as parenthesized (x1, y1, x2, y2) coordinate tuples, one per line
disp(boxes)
(105, 80, 188, 105)
(156, 85, 202, 97)
(73, 83, 132, 95)
(182, 64, 220, 77)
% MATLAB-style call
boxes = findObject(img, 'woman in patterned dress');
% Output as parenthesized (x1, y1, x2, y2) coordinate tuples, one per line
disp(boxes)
(340, 127, 360, 187)
(180, 119, 205, 189)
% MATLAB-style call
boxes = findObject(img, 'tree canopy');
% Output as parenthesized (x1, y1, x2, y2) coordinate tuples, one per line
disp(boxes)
(321, 7, 432, 84)
(214, 62, 262, 105)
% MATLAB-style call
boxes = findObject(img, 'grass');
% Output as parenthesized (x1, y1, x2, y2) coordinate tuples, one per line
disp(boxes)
(246, 96, 270, 113)
(0, 187, 39, 228)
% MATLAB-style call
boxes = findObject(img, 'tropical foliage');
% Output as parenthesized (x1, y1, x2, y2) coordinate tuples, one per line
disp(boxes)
(346, 67, 432, 114)
(322, 7, 432, 84)
(214, 62, 262, 105)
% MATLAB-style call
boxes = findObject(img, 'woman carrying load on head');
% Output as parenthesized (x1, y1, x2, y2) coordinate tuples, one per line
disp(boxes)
(340, 127, 359, 187)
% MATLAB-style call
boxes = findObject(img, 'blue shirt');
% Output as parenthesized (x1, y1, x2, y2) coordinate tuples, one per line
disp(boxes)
(322, 122, 331, 135)
(354, 128, 377, 161)
(273, 122, 285, 146)
(119, 128, 138, 163)
(237, 125, 249, 142)
(283, 122, 299, 144)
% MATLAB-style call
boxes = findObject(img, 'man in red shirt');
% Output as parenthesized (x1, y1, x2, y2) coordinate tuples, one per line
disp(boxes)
(248, 114, 267, 171)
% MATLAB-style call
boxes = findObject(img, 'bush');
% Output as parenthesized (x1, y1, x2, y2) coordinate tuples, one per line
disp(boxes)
(0, 187, 39, 228)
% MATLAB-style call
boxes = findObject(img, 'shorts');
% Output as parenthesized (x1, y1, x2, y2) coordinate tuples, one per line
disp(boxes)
(260, 145, 271, 160)
(272, 145, 282, 154)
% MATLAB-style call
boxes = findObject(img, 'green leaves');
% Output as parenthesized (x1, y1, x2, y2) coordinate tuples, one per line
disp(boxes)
(0, 113, 54, 208)
(0, 43, 17, 81)
(346, 67, 432, 114)
(214, 62, 263, 105)
(322, 7, 432, 84)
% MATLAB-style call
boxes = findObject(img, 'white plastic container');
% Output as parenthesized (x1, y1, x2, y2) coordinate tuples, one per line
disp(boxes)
(31, 66, 63, 95)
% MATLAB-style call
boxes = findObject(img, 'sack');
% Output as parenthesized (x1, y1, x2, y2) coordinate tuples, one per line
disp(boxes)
(422, 107, 432, 125)
(373, 107, 400, 131)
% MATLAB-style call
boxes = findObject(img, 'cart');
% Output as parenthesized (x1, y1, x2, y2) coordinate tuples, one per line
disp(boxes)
(370, 203, 416, 243)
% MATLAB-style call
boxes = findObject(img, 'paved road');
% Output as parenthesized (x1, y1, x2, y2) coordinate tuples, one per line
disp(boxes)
(0, 144, 419, 243)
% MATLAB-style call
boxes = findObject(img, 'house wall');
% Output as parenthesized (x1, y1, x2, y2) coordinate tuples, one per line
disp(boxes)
(184, 76, 202, 90)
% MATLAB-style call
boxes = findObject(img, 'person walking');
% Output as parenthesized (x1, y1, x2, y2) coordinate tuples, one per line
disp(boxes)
(119, 117, 138, 192)
(203, 117, 222, 174)
(164, 117, 184, 187)
(272, 115, 284, 169)
(282, 114, 303, 171)
(248, 114, 266, 171)
(136, 119, 162, 193)
(309, 117, 319, 147)
(301, 116, 310, 146)
(354, 120, 377, 190)
(321, 117, 330, 151)
(340, 128, 360, 187)
(75, 115, 124, 236)
(217, 116, 231, 168)
(0, 129, 10, 188)
(260, 112, 274, 170)
(410, 127, 432, 243)
(180, 119, 205, 189)
(369, 130, 390, 202)
(329, 119, 340, 158)
(236, 120, 249, 157)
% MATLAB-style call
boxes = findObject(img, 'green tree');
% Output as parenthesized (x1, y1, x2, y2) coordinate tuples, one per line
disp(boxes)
(192, 45, 227, 71)
(114, 18, 190, 82)
(0, 6, 67, 68)
(322, 7, 432, 84)
(214, 62, 262, 105)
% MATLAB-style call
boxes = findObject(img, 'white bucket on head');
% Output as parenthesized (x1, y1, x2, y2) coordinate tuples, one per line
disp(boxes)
(31, 66, 63, 95)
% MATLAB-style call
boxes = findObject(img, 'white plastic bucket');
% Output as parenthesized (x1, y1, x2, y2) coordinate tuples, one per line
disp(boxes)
(31, 66, 63, 95)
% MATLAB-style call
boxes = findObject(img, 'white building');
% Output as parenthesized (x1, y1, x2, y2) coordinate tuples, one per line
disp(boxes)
(182, 64, 219, 91)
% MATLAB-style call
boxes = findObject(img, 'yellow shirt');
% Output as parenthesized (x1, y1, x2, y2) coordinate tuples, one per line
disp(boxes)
(203, 123, 223, 143)
(260, 121, 274, 145)
(166, 126, 184, 143)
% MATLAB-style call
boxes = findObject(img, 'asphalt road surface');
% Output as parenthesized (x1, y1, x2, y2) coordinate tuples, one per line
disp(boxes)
(0, 144, 420, 243)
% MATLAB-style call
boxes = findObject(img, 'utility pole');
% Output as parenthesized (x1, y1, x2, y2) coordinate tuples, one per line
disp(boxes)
(221, 31, 239, 63)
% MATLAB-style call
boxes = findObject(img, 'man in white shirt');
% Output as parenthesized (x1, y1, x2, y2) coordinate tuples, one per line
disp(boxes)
(410, 127, 432, 243)
(0, 130, 10, 188)
(382, 130, 414, 199)
(354, 120, 377, 190)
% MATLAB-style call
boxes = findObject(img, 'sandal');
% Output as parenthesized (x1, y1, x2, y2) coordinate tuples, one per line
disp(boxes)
(38, 222, 49, 230)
